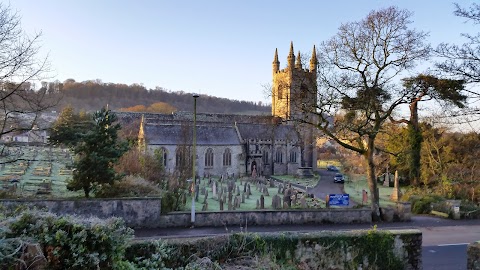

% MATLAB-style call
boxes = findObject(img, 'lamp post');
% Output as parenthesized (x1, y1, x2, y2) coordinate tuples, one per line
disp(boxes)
(191, 93, 199, 226)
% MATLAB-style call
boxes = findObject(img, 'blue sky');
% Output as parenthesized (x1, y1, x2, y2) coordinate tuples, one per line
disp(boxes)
(9, 0, 478, 104)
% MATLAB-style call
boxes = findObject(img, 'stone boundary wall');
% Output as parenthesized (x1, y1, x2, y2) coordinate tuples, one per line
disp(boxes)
(131, 229, 422, 270)
(468, 242, 480, 270)
(159, 208, 371, 228)
(0, 198, 162, 229)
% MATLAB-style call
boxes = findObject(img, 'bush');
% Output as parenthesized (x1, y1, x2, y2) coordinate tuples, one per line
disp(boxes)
(95, 175, 162, 198)
(409, 195, 444, 214)
(1, 209, 134, 270)
(460, 201, 480, 219)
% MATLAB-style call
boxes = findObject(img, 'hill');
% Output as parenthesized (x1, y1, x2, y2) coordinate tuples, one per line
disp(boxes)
(47, 79, 270, 115)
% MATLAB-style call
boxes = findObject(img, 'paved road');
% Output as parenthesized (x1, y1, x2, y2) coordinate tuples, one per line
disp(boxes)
(135, 216, 480, 268)
(308, 169, 345, 201)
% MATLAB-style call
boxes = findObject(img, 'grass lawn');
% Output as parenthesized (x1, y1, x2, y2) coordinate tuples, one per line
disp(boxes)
(344, 174, 398, 207)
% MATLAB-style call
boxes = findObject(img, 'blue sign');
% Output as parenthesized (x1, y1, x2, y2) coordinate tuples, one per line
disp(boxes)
(328, 194, 350, 206)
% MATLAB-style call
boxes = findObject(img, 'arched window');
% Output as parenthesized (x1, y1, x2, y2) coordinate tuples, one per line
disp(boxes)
(205, 148, 214, 167)
(223, 148, 231, 166)
(175, 149, 184, 167)
(275, 147, 283, 163)
(156, 147, 168, 167)
(262, 150, 269, 165)
(289, 148, 297, 163)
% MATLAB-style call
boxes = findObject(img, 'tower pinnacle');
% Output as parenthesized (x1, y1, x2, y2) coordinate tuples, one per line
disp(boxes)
(287, 41, 295, 68)
(309, 45, 318, 73)
(273, 48, 280, 73)
(295, 51, 302, 69)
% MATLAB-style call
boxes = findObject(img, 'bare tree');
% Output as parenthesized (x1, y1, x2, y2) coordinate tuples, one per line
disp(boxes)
(0, 3, 56, 159)
(296, 7, 430, 220)
(436, 3, 480, 84)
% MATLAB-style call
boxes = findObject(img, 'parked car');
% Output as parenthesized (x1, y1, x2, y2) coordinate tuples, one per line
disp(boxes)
(327, 165, 339, 171)
(333, 173, 345, 183)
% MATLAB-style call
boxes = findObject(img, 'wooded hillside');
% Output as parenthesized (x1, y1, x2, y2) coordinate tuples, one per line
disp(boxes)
(44, 79, 270, 114)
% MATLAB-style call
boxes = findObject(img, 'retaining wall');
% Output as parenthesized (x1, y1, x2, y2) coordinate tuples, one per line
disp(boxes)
(130, 229, 423, 270)
(0, 199, 412, 228)
(159, 208, 371, 228)
(468, 242, 480, 270)
(0, 198, 162, 228)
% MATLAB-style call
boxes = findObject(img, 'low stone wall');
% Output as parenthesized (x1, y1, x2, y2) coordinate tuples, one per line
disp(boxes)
(0, 198, 162, 228)
(159, 208, 371, 228)
(468, 242, 480, 270)
(129, 229, 423, 269)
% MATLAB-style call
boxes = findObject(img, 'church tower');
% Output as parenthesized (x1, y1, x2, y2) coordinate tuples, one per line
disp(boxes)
(272, 42, 317, 120)
(271, 42, 318, 170)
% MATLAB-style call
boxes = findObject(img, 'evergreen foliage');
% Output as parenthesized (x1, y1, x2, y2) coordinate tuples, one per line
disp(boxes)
(67, 107, 129, 198)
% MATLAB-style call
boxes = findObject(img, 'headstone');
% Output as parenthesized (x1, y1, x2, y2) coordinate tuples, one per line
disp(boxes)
(362, 189, 368, 204)
(228, 192, 233, 204)
(233, 196, 238, 210)
(383, 166, 390, 187)
(200, 186, 205, 195)
(390, 170, 402, 201)
(203, 190, 208, 204)
(243, 182, 247, 193)
(228, 200, 232, 210)
(263, 186, 269, 196)
(271, 195, 280, 209)
(300, 196, 307, 208)
(219, 198, 224, 211)
(212, 182, 217, 199)
(247, 184, 252, 196)
(242, 192, 245, 203)
(260, 195, 265, 209)
(269, 179, 275, 188)
(195, 185, 200, 202)
(235, 196, 241, 208)
(237, 186, 241, 196)
(223, 194, 227, 204)
(256, 199, 260, 209)
(278, 184, 282, 194)
(202, 202, 208, 211)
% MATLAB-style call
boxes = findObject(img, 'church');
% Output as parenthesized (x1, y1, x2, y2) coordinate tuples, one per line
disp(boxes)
(136, 43, 318, 178)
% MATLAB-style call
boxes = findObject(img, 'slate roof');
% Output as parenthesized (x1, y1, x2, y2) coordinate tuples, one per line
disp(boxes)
(145, 124, 241, 145)
(236, 123, 299, 141)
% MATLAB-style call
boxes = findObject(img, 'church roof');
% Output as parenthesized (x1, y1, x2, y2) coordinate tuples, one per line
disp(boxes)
(145, 124, 241, 145)
(236, 123, 299, 141)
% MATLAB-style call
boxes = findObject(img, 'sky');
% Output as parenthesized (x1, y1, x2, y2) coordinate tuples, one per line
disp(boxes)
(8, 0, 479, 104)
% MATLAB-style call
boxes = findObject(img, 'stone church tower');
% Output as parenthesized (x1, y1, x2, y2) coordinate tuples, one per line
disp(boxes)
(272, 42, 318, 171)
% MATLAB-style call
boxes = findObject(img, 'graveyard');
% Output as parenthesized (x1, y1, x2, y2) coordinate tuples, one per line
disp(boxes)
(0, 145, 401, 211)
(0, 145, 78, 198)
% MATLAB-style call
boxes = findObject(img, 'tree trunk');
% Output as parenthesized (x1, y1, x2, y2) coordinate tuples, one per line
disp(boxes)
(365, 136, 381, 221)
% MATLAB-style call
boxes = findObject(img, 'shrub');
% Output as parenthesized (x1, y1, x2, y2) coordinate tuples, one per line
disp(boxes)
(1, 209, 134, 270)
(95, 175, 162, 198)
(409, 195, 444, 214)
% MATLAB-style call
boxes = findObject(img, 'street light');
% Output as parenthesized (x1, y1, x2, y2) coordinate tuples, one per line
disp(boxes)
(191, 93, 199, 227)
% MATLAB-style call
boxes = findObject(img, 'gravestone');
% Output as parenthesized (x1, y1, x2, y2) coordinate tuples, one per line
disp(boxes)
(256, 199, 259, 209)
(223, 194, 227, 204)
(272, 195, 281, 209)
(202, 202, 208, 211)
(212, 181, 217, 199)
(195, 185, 200, 202)
(269, 179, 275, 188)
(233, 196, 238, 210)
(237, 186, 241, 196)
(200, 186, 205, 195)
(243, 182, 247, 193)
(300, 196, 307, 208)
(260, 195, 265, 209)
(247, 184, 252, 196)
(219, 198, 224, 211)
(241, 192, 245, 203)
(278, 184, 283, 194)
(203, 190, 208, 204)
(228, 200, 232, 210)
(390, 170, 402, 201)
(263, 186, 269, 196)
